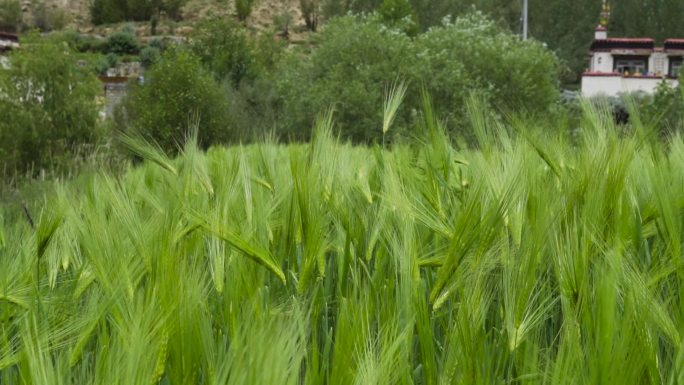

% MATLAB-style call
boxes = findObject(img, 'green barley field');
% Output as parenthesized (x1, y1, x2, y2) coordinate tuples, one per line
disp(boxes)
(2, 101, 684, 384)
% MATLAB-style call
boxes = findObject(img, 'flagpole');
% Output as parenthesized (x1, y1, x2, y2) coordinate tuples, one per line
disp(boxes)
(522, 0, 528, 40)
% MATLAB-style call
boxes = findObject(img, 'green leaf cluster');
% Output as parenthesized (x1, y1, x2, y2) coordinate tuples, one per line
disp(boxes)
(3, 101, 684, 383)
(277, 13, 560, 142)
(0, 33, 101, 175)
(120, 47, 230, 152)
(0, 0, 22, 32)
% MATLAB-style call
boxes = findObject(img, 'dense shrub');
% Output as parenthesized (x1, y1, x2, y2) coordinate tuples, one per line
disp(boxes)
(235, 0, 256, 21)
(378, 0, 418, 35)
(0, 0, 22, 32)
(414, 12, 560, 130)
(104, 29, 139, 55)
(272, 9, 294, 36)
(276, 16, 415, 142)
(120, 48, 230, 152)
(139, 45, 161, 67)
(90, 0, 122, 25)
(0, 34, 100, 174)
(641, 75, 684, 134)
(276, 13, 560, 142)
(189, 18, 277, 87)
(32, 1, 70, 31)
(54, 30, 107, 52)
(299, 0, 320, 31)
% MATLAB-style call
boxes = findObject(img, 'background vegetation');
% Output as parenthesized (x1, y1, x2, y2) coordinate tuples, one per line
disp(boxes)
(0, 33, 101, 176)
(320, 0, 684, 82)
(2, 8, 682, 171)
(1, 1, 684, 381)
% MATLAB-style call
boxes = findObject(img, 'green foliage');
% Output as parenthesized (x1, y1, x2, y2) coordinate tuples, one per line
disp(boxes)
(277, 13, 559, 142)
(378, 0, 418, 35)
(5, 103, 684, 383)
(299, 0, 320, 31)
(320, 0, 684, 84)
(0, 0, 22, 32)
(610, 0, 684, 43)
(90, 0, 124, 25)
(31, 1, 70, 32)
(235, 0, 256, 21)
(415, 12, 560, 130)
(0, 34, 100, 175)
(53, 30, 107, 52)
(273, 9, 293, 36)
(120, 48, 230, 152)
(190, 18, 257, 86)
(641, 78, 684, 134)
(139, 45, 161, 67)
(104, 30, 139, 55)
(276, 15, 415, 142)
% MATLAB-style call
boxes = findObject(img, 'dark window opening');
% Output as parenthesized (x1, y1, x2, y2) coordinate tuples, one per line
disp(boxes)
(614, 55, 649, 75)
(670, 57, 683, 78)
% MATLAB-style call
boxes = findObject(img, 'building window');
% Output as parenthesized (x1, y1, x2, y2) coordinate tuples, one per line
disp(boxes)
(614, 56, 648, 75)
(671, 58, 683, 78)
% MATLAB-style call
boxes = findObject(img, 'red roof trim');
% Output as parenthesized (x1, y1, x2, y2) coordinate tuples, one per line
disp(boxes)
(98, 75, 133, 84)
(665, 39, 684, 44)
(591, 49, 654, 53)
(595, 38, 654, 43)
(583, 72, 622, 77)
(0, 31, 19, 42)
(583, 72, 669, 79)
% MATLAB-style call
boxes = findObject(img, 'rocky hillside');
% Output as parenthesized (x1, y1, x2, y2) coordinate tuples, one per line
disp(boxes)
(23, 0, 307, 36)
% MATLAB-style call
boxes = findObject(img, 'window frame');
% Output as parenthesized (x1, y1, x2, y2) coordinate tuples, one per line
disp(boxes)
(613, 55, 649, 75)
(670, 57, 683, 78)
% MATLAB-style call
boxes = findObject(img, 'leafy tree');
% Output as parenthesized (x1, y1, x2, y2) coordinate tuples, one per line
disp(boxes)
(276, 15, 415, 142)
(90, 0, 128, 24)
(415, 12, 560, 128)
(641, 73, 684, 134)
(276, 13, 559, 142)
(0, 34, 100, 174)
(120, 48, 230, 152)
(299, 0, 321, 31)
(235, 0, 256, 21)
(104, 29, 139, 55)
(140, 45, 161, 67)
(273, 9, 294, 37)
(190, 18, 258, 86)
(378, 0, 418, 35)
(31, 0, 70, 31)
(610, 0, 684, 42)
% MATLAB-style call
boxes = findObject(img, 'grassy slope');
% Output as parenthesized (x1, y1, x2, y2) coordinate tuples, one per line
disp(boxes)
(2, 103, 684, 384)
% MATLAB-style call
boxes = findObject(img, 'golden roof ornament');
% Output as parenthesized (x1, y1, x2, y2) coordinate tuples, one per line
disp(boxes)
(600, 0, 611, 27)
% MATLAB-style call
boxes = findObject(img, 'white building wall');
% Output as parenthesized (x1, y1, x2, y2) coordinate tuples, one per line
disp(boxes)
(650, 53, 669, 76)
(582, 76, 623, 96)
(0, 40, 18, 50)
(592, 52, 614, 72)
(582, 75, 679, 97)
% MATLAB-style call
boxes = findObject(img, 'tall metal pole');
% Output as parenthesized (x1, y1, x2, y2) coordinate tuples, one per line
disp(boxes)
(522, 0, 528, 40)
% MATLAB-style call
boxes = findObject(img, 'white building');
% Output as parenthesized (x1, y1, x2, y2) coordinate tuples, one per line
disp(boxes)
(0, 32, 19, 69)
(581, 25, 683, 97)
(0, 31, 19, 52)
